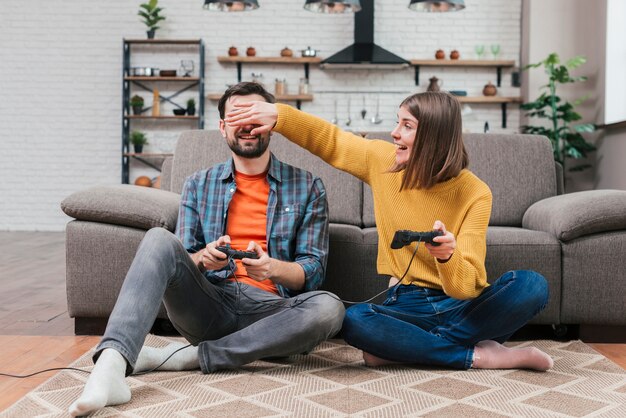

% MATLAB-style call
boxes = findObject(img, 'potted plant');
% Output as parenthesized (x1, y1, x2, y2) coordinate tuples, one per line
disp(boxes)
(186, 98, 196, 116)
(129, 95, 144, 115)
(138, 0, 166, 39)
(130, 131, 148, 154)
(521, 53, 596, 172)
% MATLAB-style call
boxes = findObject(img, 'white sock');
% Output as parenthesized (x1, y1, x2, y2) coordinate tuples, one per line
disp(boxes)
(134, 342, 199, 373)
(68, 348, 131, 417)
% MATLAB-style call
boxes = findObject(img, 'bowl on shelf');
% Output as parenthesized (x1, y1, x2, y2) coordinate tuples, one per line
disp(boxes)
(172, 108, 187, 116)
(159, 69, 177, 77)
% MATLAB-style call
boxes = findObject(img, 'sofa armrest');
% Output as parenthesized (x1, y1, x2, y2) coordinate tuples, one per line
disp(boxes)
(61, 185, 180, 231)
(522, 190, 626, 241)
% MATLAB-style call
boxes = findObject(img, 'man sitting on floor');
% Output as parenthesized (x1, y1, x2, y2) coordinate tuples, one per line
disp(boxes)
(69, 82, 345, 416)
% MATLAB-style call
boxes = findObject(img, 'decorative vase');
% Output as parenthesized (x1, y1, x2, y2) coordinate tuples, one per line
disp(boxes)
(435, 49, 445, 60)
(450, 50, 460, 60)
(427, 76, 443, 92)
(246, 47, 256, 57)
(281, 47, 293, 57)
(483, 81, 497, 96)
(228, 46, 238, 56)
(147, 29, 155, 39)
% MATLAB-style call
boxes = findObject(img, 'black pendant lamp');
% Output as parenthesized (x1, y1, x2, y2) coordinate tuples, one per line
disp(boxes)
(304, 0, 361, 14)
(203, 0, 259, 12)
(408, 0, 465, 12)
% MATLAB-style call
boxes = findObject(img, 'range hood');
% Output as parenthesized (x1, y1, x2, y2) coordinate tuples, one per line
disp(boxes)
(320, 0, 409, 69)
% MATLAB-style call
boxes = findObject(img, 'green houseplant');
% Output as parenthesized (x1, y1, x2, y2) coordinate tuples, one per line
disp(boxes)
(186, 98, 196, 116)
(521, 53, 596, 171)
(129, 95, 144, 115)
(138, 0, 166, 39)
(130, 131, 148, 154)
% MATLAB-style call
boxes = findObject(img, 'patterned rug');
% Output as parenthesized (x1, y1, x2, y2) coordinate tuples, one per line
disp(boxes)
(2, 336, 626, 417)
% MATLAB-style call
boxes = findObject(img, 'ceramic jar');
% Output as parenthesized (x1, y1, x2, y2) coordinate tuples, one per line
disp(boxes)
(483, 81, 497, 96)
(435, 49, 445, 60)
(281, 47, 293, 57)
(450, 50, 460, 60)
(228, 46, 238, 56)
(246, 47, 256, 57)
(427, 76, 443, 92)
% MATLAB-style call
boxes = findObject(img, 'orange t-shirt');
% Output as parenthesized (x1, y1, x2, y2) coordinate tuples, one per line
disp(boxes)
(225, 170, 278, 295)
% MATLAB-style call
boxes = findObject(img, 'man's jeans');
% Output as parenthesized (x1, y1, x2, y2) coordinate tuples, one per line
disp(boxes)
(96, 228, 345, 374)
(342, 270, 549, 369)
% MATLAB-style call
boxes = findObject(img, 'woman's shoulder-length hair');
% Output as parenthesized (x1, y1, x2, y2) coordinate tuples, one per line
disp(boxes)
(389, 92, 468, 190)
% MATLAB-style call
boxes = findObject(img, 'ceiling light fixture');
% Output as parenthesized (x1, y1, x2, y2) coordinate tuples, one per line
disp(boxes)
(408, 0, 465, 12)
(203, 0, 259, 12)
(303, 0, 361, 14)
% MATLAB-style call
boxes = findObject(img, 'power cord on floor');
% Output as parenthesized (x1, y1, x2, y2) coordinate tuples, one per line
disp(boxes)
(0, 342, 193, 378)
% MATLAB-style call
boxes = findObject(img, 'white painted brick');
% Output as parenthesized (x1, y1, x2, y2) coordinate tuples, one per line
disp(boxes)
(0, 0, 523, 230)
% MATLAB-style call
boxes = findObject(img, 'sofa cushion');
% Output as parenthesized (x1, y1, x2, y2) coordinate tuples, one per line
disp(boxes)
(170, 130, 363, 226)
(486, 226, 561, 324)
(363, 132, 558, 227)
(61, 185, 180, 231)
(523, 190, 626, 241)
(323, 225, 388, 304)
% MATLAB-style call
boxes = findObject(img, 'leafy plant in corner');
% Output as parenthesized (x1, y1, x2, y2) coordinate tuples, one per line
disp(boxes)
(186, 98, 196, 116)
(521, 53, 596, 171)
(129, 95, 144, 115)
(138, 0, 166, 39)
(130, 131, 148, 153)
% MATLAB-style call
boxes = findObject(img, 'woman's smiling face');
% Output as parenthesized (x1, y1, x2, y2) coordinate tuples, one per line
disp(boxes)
(390, 105, 419, 166)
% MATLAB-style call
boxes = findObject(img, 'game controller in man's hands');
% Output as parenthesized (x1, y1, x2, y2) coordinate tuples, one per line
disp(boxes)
(216, 244, 259, 260)
(390, 230, 444, 249)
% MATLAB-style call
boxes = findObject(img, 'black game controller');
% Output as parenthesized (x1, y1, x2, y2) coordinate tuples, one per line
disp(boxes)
(216, 244, 259, 260)
(390, 230, 444, 249)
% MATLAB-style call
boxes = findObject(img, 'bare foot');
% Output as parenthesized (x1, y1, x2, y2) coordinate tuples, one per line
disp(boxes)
(362, 351, 399, 367)
(472, 340, 553, 371)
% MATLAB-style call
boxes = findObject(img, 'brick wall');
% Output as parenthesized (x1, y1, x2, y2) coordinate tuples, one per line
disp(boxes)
(0, 0, 521, 231)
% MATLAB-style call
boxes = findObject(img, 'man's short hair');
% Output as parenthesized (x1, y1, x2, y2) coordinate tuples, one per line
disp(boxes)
(218, 82, 276, 119)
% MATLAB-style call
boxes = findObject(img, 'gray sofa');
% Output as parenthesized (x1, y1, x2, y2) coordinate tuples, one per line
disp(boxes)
(61, 130, 626, 335)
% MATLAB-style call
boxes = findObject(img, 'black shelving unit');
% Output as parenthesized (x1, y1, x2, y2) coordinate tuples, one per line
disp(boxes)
(122, 39, 205, 184)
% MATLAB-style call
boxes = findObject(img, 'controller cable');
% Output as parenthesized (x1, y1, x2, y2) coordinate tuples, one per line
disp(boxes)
(0, 343, 193, 378)
(228, 238, 422, 309)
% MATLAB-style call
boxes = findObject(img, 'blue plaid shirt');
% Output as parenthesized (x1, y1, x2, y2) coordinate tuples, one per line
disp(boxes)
(175, 153, 329, 297)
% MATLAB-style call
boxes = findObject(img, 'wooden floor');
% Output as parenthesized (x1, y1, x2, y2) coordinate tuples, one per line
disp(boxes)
(0, 231, 624, 413)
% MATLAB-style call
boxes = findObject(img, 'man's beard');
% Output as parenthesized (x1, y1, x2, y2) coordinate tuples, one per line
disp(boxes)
(227, 132, 270, 158)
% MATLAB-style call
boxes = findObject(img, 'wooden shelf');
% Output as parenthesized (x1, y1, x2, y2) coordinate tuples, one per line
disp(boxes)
(126, 115, 200, 120)
(124, 152, 174, 157)
(217, 56, 322, 64)
(207, 93, 313, 102)
(456, 96, 521, 103)
(410, 59, 515, 67)
(124, 39, 202, 45)
(125, 76, 200, 82)
(453, 96, 522, 129)
(410, 59, 516, 87)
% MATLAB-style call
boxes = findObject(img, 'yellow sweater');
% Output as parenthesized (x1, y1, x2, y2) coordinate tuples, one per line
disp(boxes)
(274, 104, 493, 299)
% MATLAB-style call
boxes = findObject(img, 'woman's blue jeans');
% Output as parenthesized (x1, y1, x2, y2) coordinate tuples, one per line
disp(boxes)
(342, 270, 549, 369)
